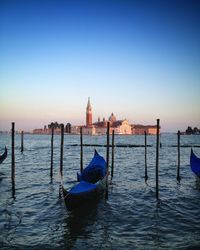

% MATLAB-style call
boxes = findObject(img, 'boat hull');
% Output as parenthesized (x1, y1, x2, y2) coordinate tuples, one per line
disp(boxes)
(63, 176, 107, 211)
(64, 187, 99, 211)
(0, 147, 7, 164)
(62, 150, 107, 211)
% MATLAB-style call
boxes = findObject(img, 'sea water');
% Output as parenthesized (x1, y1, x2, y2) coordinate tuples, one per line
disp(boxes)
(0, 134, 200, 250)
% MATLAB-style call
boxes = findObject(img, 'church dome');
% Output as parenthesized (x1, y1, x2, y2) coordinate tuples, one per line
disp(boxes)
(109, 113, 116, 122)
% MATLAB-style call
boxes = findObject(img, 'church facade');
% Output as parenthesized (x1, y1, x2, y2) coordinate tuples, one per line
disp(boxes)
(71, 98, 131, 135)
(71, 98, 157, 135)
(81, 98, 131, 135)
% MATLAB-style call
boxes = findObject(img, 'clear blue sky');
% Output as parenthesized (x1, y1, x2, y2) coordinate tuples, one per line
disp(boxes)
(0, 0, 200, 132)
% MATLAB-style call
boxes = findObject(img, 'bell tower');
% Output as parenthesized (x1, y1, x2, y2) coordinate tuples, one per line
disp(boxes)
(86, 97, 92, 127)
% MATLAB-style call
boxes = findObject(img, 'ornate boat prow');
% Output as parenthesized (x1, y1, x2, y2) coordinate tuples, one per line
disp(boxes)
(0, 146, 7, 164)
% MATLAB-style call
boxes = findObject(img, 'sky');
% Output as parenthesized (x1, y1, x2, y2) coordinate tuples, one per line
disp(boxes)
(0, 0, 200, 132)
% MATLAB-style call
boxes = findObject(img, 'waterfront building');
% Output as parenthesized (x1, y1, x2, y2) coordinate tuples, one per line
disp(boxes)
(81, 98, 158, 135)
(32, 98, 159, 135)
(131, 124, 157, 135)
(79, 98, 132, 135)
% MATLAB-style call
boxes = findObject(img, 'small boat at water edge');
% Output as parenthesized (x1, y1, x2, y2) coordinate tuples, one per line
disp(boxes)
(0, 146, 7, 164)
(190, 148, 200, 178)
(62, 150, 108, 211)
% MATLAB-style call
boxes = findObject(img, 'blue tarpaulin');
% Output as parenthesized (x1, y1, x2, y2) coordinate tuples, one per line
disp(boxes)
(78, 150, 106, 183)
(190, 149, 200, 177)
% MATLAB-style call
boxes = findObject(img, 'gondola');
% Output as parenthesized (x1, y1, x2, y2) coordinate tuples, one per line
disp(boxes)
(0, 146, 7, 164)
(62, 150, 108, 211)
(190, 148, 200, 178)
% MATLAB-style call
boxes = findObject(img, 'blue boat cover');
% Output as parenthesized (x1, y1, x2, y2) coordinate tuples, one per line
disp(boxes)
(69, 181, 97, 194)
(78, 150, 106, 183)
(190, 149, 200, 177)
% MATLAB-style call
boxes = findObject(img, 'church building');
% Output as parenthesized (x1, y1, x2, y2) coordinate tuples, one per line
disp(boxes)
(71, 98, 158, 135)
(86, 97, 92, 127)
(82, 98, 132, 135)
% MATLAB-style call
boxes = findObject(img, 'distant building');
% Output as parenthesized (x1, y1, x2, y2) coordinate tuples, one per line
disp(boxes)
(131, 124, 157, 135)
(71, 126, 80, 134)
(86, 97, 92, 127)
(71, 98, 159, 135)
(33, 98, 159, 135)
(32, 128, 46, 134)
(73, 99, 132, 135)
(112, 120, 132, 134)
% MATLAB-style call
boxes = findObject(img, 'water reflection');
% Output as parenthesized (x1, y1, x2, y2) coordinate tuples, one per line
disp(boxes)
(195, 177, 200, 190)
(63, 200, 99, 249)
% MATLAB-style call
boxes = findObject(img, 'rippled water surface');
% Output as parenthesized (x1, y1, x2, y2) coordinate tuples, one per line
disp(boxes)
(0, 134, 200, 250)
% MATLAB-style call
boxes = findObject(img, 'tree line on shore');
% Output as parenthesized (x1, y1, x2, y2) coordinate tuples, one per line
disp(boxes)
(47, 122, 71, 133)
(185, 126, 200, 135)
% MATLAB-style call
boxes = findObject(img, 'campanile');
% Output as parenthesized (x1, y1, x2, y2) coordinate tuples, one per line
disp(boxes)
(86, 97, 92, 127)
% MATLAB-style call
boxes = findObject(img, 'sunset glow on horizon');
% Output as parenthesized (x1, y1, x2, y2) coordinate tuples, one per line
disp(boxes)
(1, 0, 200, 132)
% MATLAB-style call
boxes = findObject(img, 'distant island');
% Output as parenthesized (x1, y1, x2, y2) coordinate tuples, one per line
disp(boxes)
(185, 126, 200, 135)
(33, 98, 158, 135)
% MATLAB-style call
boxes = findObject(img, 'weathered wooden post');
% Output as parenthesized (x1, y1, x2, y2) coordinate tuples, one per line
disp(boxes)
(105, 122, 110, 199)
(59, 124, 64, 198)
(50, 127, 54, 178)
(111, 130, 115, 180)
(145, 131, 148, 182)
(177, 130, 181, 181)
(156, 119, 160, 200)
(60, 124, 64, 177)
(21, 130, 24, 152)
(80, 127, 83, 173)
(11, 122, 15, 197)
(160, 133, 162, 148)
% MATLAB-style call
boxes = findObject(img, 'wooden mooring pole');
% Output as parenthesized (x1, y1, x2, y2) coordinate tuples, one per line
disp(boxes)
(11, 122, 15, 198)
(59, 124, 64, 198)
(80, 127, 83, 173)
(21, 130, 24, 152)
(60, 124, 64, 177)
(111, 130, 115, 180)
(50, 127, 54, 178)
(145, 131, 148, 182)
(177, 130, 181, 181)
(105, 122, 110, 199)
(156, 119, 160, 200)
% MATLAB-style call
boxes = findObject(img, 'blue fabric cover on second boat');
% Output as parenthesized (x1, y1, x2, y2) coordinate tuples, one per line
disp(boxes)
(69, 181, 97, 194)
(78, 150, 106, 183)
(190, 149, 200, 177)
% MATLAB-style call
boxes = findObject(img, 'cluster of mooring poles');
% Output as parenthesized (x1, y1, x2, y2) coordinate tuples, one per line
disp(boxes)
(50, 122, 115, 198)
(9, 120, 183, 201)
(78, 122, 115, 186)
